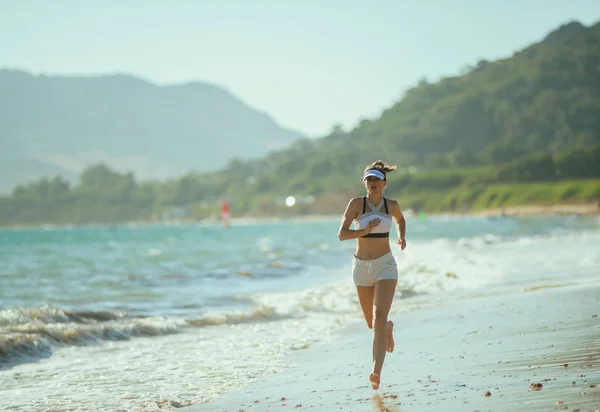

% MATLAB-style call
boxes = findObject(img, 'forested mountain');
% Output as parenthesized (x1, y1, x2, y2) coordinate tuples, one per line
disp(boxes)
(248, 20, 600, 184)
(1, 20, 599, 225)
(0, 69, 303, 193)
(195, 20, 600, 203)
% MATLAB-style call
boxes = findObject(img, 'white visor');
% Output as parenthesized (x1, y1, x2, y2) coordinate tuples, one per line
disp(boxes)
(363, 169, 385, 180)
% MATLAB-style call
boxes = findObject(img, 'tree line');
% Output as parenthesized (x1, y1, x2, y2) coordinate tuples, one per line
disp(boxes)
(2, 21, 599, 225)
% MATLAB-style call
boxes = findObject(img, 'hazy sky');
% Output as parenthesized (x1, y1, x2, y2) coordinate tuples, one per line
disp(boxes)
(1, 0, 598, 136)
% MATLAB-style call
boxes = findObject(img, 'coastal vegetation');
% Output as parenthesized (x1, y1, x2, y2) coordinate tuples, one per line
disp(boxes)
(1, 21, 599, 225)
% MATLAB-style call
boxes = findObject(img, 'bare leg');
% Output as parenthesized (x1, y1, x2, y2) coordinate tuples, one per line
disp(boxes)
(370, 279, 397, 389)
(355, 285, 375, 328)
(387, 320, 394, 353)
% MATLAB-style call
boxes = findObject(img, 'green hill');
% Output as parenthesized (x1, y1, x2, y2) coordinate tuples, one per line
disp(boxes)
(205, 20, 600, 211)
(1, 20, 599, 225)
(246, 20, 600, 184)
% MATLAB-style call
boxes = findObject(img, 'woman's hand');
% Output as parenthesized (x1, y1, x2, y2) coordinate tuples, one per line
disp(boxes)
(362, 218, 381, 235)
(397, 237, 406, 250)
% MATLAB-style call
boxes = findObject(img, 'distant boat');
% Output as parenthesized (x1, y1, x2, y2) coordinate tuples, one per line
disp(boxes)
(220, 199, 232, 227)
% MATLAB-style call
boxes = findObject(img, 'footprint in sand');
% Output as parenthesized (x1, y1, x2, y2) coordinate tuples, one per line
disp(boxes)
(372, 393, 401, 412)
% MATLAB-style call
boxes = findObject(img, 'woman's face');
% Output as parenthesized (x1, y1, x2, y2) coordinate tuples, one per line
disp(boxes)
(364, 176, 386, 195)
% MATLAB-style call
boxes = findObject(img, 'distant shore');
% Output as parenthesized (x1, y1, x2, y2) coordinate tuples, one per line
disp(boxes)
(1, 202, 598, 230)
(467, 202, 600, 217)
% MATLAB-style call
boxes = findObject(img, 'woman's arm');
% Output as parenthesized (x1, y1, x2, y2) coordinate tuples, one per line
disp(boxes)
(390, 200, 407, 250)
(338, 198, 363, 241)
(338, 198, 373, 241)
(338, 197, 381, 240)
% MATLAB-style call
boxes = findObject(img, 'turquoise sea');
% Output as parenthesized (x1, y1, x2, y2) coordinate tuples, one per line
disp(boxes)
(1, 214, 599, 411)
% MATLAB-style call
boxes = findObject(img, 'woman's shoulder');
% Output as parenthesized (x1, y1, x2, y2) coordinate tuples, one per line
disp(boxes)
(384, 197, 400, 208)
(346, 196, 363, 207)
(343, 197, 363, 216)
(346, 196, 365, 209)
(349, 196, 364, 203)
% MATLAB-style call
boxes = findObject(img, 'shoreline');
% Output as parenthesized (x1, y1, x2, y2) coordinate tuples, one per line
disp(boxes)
(1, 202, 598, 230)
(467, 202, 600, 217)
(185, 283, 600, 412)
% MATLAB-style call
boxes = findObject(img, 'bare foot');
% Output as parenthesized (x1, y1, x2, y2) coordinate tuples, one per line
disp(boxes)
(369, 372, 380, 390)
(387, 320, 395, 353)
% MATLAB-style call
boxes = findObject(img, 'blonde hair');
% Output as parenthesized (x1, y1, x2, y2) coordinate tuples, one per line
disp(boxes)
(363, 160, 397, 180)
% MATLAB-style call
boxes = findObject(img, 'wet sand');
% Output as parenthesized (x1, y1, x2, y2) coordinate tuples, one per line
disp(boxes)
(185, 283, 600, 412)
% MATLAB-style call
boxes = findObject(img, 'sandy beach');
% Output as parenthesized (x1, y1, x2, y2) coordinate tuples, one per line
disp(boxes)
(186, 283, 600, 412)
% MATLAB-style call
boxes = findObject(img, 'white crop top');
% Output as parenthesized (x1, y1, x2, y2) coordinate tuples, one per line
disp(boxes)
(354, 197, 393, 238)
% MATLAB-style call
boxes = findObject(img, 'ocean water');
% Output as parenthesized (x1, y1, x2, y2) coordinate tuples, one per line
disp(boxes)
(1, 214, 599, 411)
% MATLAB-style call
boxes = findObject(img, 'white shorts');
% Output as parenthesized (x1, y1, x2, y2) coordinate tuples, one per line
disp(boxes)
(352, 252, 398, 287)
